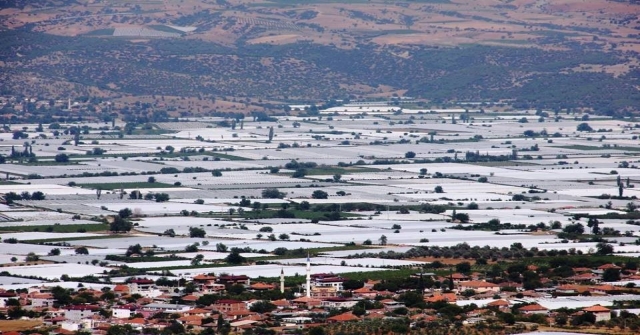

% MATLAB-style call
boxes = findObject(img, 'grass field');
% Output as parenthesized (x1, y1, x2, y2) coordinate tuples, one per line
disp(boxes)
(21, 234, 126, 244)
(79, 182, 177, 190)
(21, 161, 81, 166)
(0, 223, 108, 233)
(464, 161, 539, 167)
(208, 152, 252, 161)
(241, 209, 362, 220)
(555, 145, 608, 151)
(555, 145, 640, 152)
(303, 166, 377, 176)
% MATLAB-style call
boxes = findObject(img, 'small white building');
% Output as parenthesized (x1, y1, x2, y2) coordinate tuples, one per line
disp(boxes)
(282, 317, 313, 325)
(30, 293, 55, 308)
(63, 305, 100, 321)
(129, 279, 163, 298)
(112, 304, 139, 319)
(383, 301, 406, 311)
(141, 303, 191, 314)
(320, 298, 358, 309)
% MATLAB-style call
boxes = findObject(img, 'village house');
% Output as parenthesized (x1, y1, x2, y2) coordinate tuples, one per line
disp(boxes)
(319, 297, 357, 309)
(351, 286, 377, 299)
(458, 280, 500, 294)
(62, 305, 101, 321)
(128, 278, 163, 298)
(327, 311, 359, 323)
(30, 292, 55, 307)
(583, 305, 611, 322)
(518, 304, 549, 315)
(382, 300, 406, 311)
(141, 303, 191, 314)
(310, 286, 338, 298)
(249, 282, 276, 291)
(217, 275, 251, 286)
(425, 292, 456, 304)
(311, 274, 346, 291)
(111, 304, 139, 319)
(486, 299, 510, 312)
(213, 299, 245, 313)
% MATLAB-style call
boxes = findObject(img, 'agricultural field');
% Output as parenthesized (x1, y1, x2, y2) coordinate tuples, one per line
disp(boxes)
(0, 107, 638, 285)
(0, 105, 638, 335)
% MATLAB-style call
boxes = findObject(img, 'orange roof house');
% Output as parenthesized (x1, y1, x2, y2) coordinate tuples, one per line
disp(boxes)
(487, 300, 509, 308)
(518, 304, 548, 314)
(598, 264, 621, 270)
(178, 315, 204, 326)
(291, 296, 322, 307)
(352, 286, 377, 298)
(458, 280, 500, 293)
(193, 274, 216, 281)
(113, 285, 129, 294)
(250, 282, 275, 290)
(583, 305, 610, 313)
(327, 312, 359, 323)
(271, 299, 291, 308)
(425, 293, 456, 303)
(582, 305, 611, 322)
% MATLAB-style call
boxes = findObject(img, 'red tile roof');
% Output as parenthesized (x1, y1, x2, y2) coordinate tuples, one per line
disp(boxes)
(327, 312, 359, 322)
(518, 304, 548, 312)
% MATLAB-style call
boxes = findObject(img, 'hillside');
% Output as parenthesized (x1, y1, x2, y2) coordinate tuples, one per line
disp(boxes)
(1, 0, 639, 114)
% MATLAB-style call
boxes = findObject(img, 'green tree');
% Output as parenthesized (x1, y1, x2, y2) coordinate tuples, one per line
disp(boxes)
(118, 208, 132, 219)
(602, 268, 620, 282)
(311, 190, 328, 199)
(25, 252, 39, 262)
(262, 188, 286, 199)
(125, 244, 143, 256)
(31, 191, 46, 200)
(226, 250, 246, 264)
(75, 247, 89, 255)
(455, 262, 471, 274)
(596, 242, 614, 255)
(48, 248, 61, 256)
(185, 243, 199, 252)
(577, 122, 593, 132)
(189, 227, 206, 238)
(278, 233, 290, 240)
(55, 153, 69, 163)
(191, 254, 204, 266)
(153, 193, 170, 202)
(109, 216, 133, 233)
(249, 300, 276, 313)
